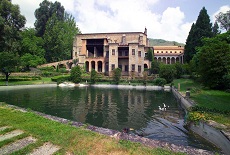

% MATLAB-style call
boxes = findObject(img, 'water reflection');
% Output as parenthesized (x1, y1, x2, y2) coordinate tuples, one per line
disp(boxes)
(0, 85, 216, 150)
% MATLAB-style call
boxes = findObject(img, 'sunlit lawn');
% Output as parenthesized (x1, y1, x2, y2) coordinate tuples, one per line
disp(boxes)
(173, 78, 230, 127)
(0, 77, 54, 86)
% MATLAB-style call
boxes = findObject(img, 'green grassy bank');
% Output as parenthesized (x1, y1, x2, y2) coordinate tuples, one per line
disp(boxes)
(0, 104, 183, 155)
(173, 79, 230, 128)
(0, 77, 54, 86)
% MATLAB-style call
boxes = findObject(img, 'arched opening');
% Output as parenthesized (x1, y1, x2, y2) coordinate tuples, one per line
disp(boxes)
(58, 64, 66, 69)
(98, 61, 102, 72)
(167, 57, 170, 64)
(144, 64, 148, 69)
(68, 62, 73, 69)
(154, 57, 157, 62)
(163, 57, 166, 64)
(91, 61, 95, 71)
(158, 57, 162, 62)
(171, 57, 176, 64)
(85, 61, 89, 72)
(176, 57, 180, 63)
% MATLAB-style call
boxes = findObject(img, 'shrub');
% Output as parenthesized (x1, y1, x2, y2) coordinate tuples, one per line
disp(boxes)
(112, 68, 121, 84)
(90, 69, 97, 84)
(159, 64, 176, 83)
(70, 66, 82, 83)
(51, 75, 70, 82)
(152, 78, 167, 86)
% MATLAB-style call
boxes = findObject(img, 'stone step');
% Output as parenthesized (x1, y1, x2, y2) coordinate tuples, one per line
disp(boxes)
(0, 129, 24, 142)
(29, 142, 60, 155)
(0, 126, 10, 132)
(0, 136, 37, 155)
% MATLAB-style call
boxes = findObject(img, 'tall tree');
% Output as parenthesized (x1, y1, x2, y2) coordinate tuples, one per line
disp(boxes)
(184, 23, 196, 62)
(184, 7, 213, 63)
(0, 0, 26, 52)
(212, 21, 221, 36)
(215, 10, 230, 31)
(43, 13, 80, 62)
(34, 0, 64, 37)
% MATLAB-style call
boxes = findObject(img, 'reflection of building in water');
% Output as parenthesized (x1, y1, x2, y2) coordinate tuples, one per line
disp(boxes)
(71, 88, 183, 130)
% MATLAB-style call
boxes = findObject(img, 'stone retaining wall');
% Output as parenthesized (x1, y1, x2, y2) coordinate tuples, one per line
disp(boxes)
(172, 87, 230, 155)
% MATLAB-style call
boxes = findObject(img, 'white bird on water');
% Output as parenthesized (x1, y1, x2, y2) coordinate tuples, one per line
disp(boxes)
(159, 103, 169, 111)
(158, 106, 164, 111)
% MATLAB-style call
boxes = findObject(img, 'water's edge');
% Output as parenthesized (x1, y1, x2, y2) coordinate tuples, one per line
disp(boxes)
(1, 103, 213, 155)
(172, 87, 230, 155)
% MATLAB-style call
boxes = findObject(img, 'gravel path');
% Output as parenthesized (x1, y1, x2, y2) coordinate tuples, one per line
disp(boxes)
(0, 136, 37, 155)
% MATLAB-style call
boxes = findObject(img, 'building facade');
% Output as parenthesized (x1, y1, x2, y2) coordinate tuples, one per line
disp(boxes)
(72, 29, 184, 76)
(72, 29, 152, 76)
(153, 46, 184, 64)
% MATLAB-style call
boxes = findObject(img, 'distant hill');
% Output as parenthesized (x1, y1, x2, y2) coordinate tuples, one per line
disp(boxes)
(149, 38, 185, 46)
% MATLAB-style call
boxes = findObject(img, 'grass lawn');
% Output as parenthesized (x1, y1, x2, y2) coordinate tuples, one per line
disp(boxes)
(0, 77, 54, 86)
(0, 105, 183, 155)
(173, 79, 230, 128)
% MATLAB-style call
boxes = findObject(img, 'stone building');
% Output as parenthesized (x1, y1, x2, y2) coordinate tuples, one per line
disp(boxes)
(72, 28, 152, 76)
(72, 29, 184, 76)
(153, 46, 184, 64)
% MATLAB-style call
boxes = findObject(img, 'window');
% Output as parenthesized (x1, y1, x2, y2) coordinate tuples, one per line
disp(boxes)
(166, 51, 168, 53)
(161, 51, 163, 53)
(138, 51, 141, 57)
(112, 49, 115, 55)
(132, 49, 135, 55)
(180, 51, 182, 53)
(125, 51, 128, 56)
(138, 65, 141, 73)
(106, 51, 109, 58)
(125, 65, 128, 72)
(157, 51, 159, 53)
(75, 52, 77, 56)
(132, 64, 135, 71)
(118, 65, 122, 71)
(175, 51, 177, 53)
(170, 51, 172, 53)
(111, 64, 115, 70)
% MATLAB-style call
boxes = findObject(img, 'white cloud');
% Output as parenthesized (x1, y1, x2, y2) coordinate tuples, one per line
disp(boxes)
(12, 0, 191, 43)
(212, 5, 230, 23)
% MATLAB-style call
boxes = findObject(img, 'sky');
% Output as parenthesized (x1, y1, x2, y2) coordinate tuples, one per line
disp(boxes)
(12, 0, 230, 43)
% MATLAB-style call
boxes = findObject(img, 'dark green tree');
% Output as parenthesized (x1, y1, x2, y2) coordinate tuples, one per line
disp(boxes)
(0, 0, 26, 52)
(43, 13, 80, 62)
(20, 28, 45, 57)
(215, 10, 230, 31)
(150, 60, 160, 74)
(196, 31, 230, 89)
(173, 62, 183, 79)
(159, 64, 176, 83)
(34, 0, 64, 37)
(184, 7, 213, 63)
(0, 52, 19, 85)
(146, 48, 153, 61)
(20, 53, 45, 71)
(112, 68, 121, 84)
(70, 65, 82, 83)
(212, 21, 220, 36)
(90, 69, 97, 84)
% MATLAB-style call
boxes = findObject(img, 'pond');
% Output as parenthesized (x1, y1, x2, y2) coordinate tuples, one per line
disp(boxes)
(0, 85, 217, 151)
